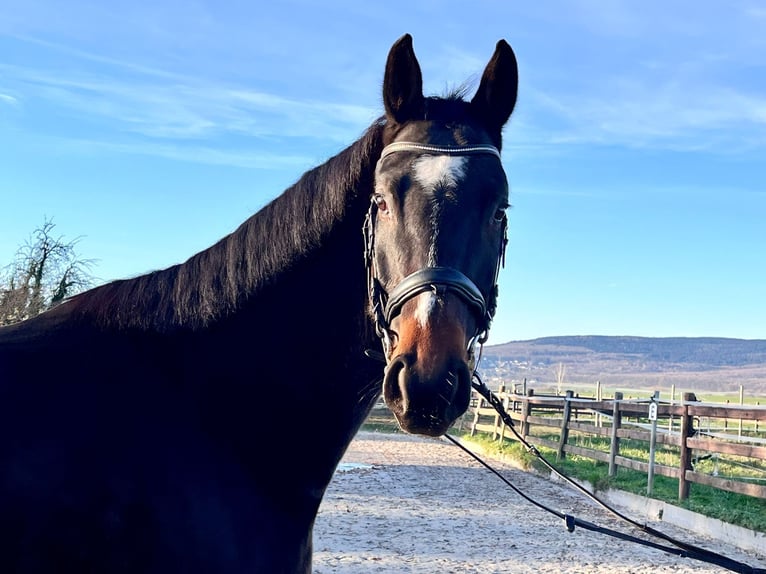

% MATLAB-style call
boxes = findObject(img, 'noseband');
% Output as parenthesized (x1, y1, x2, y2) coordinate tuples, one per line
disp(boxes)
(363, 141, 508, 360)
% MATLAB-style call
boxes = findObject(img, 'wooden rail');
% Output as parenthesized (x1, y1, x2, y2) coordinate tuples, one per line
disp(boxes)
(467, 388, 766, 501)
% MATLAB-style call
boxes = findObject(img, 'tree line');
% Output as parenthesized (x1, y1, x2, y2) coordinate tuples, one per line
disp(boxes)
(0, 219, 94, 326)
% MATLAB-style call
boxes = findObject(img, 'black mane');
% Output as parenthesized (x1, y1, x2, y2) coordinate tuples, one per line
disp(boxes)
(70, 120, 387, 331)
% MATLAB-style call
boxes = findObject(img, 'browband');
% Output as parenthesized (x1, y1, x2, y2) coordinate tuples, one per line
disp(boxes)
(379, 142, 501, 161)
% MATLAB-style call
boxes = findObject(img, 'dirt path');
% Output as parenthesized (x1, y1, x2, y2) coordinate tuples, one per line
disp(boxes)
(313, 431, 766, 573)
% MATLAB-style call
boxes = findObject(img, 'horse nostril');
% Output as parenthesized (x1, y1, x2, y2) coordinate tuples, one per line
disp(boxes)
(382, 354, 473, 423)
(383, 355, 409, 411)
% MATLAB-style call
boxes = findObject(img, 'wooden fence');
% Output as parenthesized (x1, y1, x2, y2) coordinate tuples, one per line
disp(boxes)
(465, 387, 766, 501)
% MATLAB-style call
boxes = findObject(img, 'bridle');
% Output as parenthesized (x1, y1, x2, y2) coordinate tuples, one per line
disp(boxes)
(363, 141, 508, 362)
(359, 149, 766, 574)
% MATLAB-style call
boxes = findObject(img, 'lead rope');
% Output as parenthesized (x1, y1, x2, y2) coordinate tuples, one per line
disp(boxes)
(445, 375, 766, 574)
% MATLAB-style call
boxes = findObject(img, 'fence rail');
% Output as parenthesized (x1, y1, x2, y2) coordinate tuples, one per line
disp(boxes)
(465, 387, 766, 501)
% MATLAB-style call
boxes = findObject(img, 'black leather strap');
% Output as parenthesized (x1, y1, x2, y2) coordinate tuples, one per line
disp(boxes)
(383, 267, 488, 327)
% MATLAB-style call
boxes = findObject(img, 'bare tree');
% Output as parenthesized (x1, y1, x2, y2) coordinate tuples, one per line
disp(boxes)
(555, 362, 566, 396)
(0, 219, 95, 325)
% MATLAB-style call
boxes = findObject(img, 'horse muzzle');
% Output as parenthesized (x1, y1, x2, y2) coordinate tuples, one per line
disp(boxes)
(383, 350, 473, 436)
(381, 282, 478, 436)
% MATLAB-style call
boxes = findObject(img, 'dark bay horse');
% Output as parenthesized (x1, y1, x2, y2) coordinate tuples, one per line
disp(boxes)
(0, 34, 517, 573)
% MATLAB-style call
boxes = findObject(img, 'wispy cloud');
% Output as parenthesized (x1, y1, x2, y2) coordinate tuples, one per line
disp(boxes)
(0, 92, 19, 105)
(39, 134, 318, 170)
(5, 13, 765, 162)
(2, 62, 377, 143)
(503, 0, 766, 153)
(4, 33, 186, 82)
(519, 78, 766, 153)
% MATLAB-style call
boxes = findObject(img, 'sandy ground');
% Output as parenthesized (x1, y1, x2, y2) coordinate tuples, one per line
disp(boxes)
(313, 431, 766, 573)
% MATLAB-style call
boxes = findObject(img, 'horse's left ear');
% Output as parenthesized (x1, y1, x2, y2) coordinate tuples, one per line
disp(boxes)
(471, 40, 519, 137)
(383, 33, 425, 123)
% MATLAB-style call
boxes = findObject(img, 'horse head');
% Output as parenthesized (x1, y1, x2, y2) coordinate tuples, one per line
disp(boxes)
(366, 34, 518, 436)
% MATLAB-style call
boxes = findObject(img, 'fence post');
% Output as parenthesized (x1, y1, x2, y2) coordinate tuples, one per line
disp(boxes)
(739, 384, 744, 439)
(521, 388, 534, 441)
(470, 391, 482, 437)
(494, 384, 505, 441)
(500, 394, 511, 442)
(608, 392, 623, 477)
(557, 390, 574, 461)
(668, 384, 676, 434)
(647, 390, 659, 495)
(678, 392, 697, 501)
(492, 384, 505, 440)
(596, 380, 602, 427)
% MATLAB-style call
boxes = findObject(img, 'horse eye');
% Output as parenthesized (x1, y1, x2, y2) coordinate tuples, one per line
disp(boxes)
(493, 207, 507, 222)
(373, 194, 388, 212)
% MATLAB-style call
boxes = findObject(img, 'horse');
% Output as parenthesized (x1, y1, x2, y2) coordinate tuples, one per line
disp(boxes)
(0, 34, 518, 573)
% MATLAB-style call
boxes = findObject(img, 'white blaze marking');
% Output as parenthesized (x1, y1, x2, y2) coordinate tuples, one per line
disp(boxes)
(412, 155, 468, 267)
(413, 155, 467, 192)
(414, 291, 439, 328)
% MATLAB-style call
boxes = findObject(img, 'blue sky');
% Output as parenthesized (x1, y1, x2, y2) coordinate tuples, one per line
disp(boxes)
(1, 1, 764, 343)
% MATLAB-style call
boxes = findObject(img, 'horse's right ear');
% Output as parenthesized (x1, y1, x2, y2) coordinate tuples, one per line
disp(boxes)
(383, 34, 425, 123)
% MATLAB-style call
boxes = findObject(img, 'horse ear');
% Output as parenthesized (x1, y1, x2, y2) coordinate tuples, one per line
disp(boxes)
(383, 34, 425, 123)
(471, 40, 519, 134)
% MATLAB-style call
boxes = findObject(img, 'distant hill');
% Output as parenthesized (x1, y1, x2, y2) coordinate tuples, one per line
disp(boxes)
(479, 336, 766, 394)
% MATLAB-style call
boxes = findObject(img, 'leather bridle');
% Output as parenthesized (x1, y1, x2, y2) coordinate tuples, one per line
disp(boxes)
(363, 141, 508, 361)
(361, 144, 766, 574)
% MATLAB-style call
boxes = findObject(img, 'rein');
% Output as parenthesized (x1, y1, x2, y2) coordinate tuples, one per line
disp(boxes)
(364, 141, 507, 358)
(446, 376, 766, 574)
